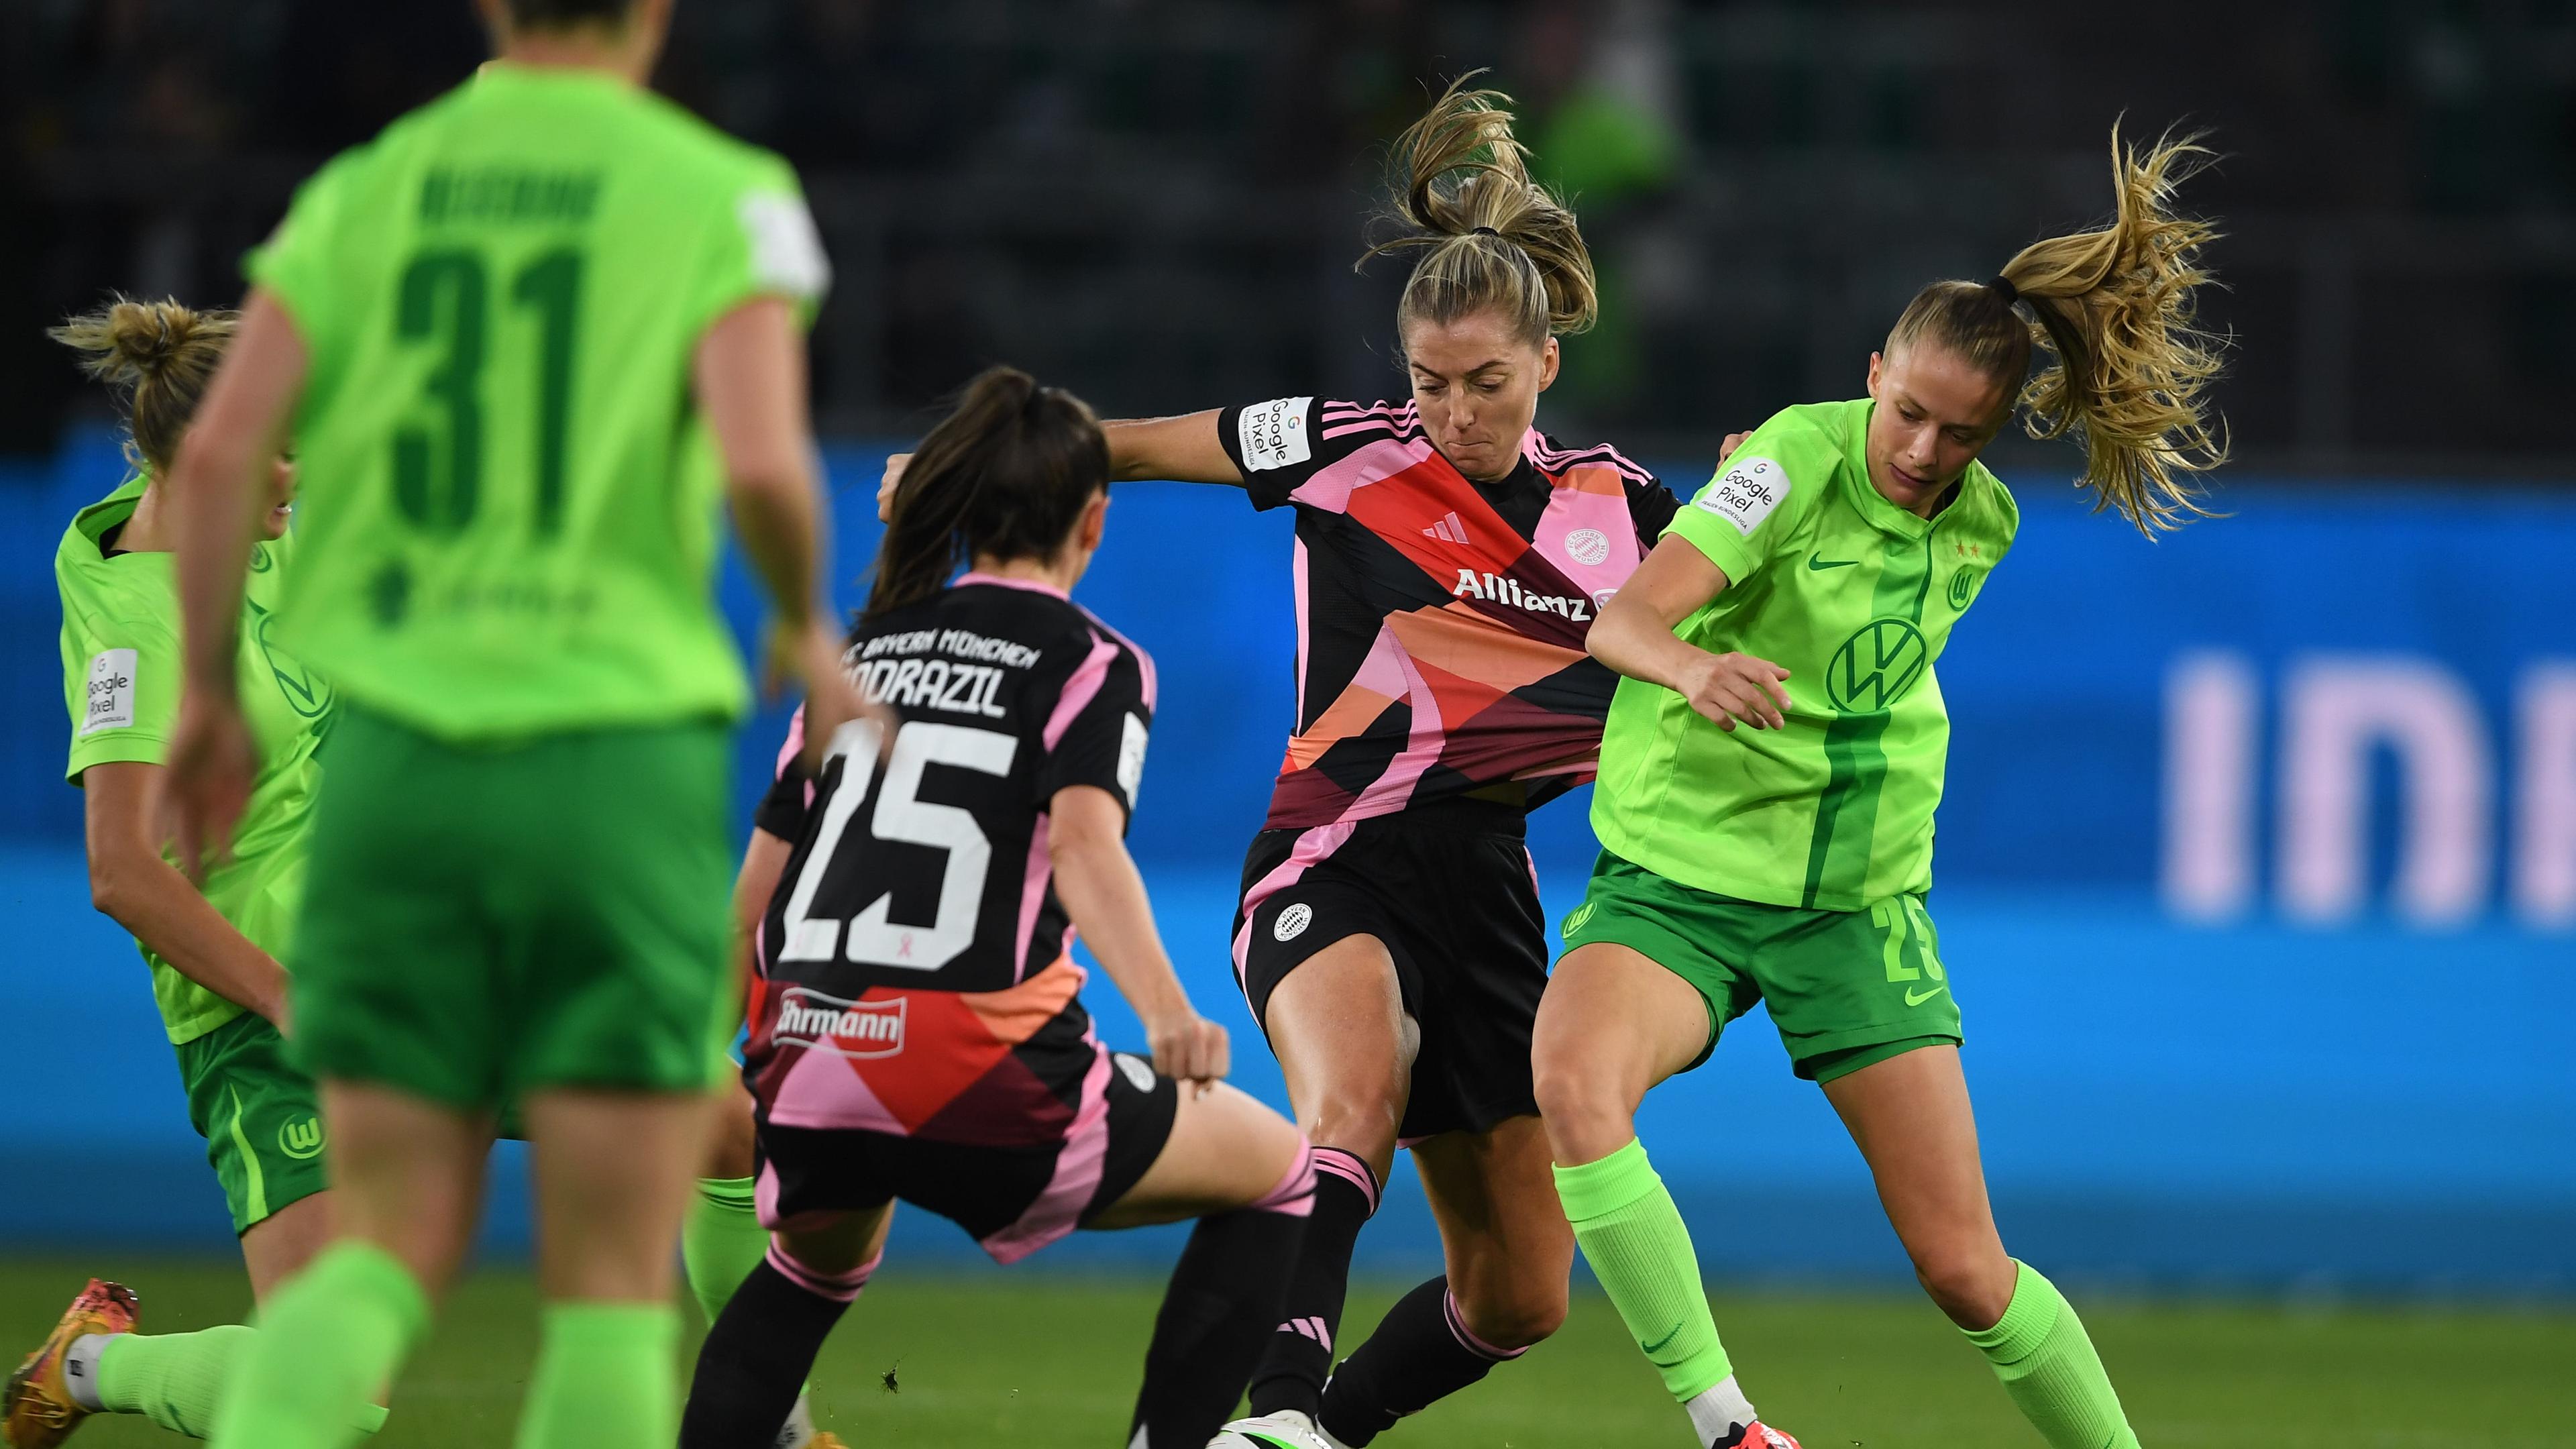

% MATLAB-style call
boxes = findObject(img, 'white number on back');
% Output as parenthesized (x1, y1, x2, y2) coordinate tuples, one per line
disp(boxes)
(775, 720, 1020, 973)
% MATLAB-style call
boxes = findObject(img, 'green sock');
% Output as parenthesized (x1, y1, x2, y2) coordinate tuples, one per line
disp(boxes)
(95, 1324, 255, 1437)
(513, 1302, 680, 1449)
(681, 1175, 767, 1327)
(1964, 1261, 2141, 1449)
(207, 1242, 428, 1449)
(1554, 1138, 1734, 1402)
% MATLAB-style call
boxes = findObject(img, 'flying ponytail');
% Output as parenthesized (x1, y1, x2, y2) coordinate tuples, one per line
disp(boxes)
(1888, 123, 2230, 534)
(49, 296, 239, 477)
(1364, 72, 1599, 347)
(866, 367, 1109, 623)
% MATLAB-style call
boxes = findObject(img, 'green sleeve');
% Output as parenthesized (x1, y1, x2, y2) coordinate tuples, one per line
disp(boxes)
(687, 152, 832, 339)
(244, 148, 366, 359)
(1664, 415, 1829, 584)
(64, 609, 182, 781)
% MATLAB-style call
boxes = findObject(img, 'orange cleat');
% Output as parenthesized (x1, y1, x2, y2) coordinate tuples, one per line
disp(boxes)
(1719, 1424, 1803, 1449)
(3, 1279, 138, 1449)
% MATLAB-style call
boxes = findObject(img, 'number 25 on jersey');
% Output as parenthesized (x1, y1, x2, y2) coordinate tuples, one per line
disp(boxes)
(776, 718, 1018, 973)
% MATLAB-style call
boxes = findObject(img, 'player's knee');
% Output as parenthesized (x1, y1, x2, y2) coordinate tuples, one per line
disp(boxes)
(1300, 1082, 1405, 1158)
(1910, 1245, 2013, 1329)
(1530, 1052, 1630, 1159)
(1456, 1281, 1567, 1350)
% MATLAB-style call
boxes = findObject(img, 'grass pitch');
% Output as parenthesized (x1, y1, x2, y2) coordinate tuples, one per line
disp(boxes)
(7, 1258, 2572, 1448)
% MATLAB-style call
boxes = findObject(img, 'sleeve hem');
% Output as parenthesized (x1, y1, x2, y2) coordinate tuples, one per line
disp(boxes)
(67, 735, 170, 780)
(1666, 506, 1759, 584)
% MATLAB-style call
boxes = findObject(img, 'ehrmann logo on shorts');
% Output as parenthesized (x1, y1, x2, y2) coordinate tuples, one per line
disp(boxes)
(773, 987, 906, 1059)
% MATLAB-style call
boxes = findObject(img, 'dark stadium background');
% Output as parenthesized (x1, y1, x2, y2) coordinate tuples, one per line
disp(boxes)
(3, 0, 2571, 1339)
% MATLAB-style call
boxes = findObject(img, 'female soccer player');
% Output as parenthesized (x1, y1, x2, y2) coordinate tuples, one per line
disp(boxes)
(885, 75, 1706, 1449)
(157, 2, 868, 1447)
(1535, 127, 2226, 1449)
(15, 297, 818, 1449)
(9, 297, 358, 1449)
(683, 366, 1316, 1449)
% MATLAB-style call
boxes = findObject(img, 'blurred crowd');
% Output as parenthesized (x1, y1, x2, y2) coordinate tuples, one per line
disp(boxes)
(7, 0, 2575, 472)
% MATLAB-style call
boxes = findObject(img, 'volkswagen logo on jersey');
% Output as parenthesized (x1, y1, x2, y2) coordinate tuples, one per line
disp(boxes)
(772, 987, 907, 1059)
(1827, 618, 1930, 712)
(1273, 902, 1313, 942)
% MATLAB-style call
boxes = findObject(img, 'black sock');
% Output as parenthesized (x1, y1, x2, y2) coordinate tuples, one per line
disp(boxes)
(1130, 1150, 1314, 1446)
(680, 1249, 873, 1449)
(1244, 1146, 1377, 1418)
(1318, 1275, 1527, 1447)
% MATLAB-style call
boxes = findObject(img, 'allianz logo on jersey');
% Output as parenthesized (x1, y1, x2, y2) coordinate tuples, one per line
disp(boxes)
(1450, 569, 1609, 622)
(772, 987, 906, 1059)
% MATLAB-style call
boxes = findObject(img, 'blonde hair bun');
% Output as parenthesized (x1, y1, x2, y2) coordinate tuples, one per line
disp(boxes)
(50, 295, 240, 475)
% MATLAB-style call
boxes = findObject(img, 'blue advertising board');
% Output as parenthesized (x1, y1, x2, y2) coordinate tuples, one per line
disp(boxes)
(1, 433, 2567, 1290)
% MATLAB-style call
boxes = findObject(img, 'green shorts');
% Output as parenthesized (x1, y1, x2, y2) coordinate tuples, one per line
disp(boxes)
(174, 1012, 329, 1235)
(291, 705, 737, 1111)
(1559, 850, 1963, 1083)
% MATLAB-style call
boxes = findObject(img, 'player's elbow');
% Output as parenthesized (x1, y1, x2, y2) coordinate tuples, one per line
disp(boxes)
(1047, 790, 1130, 875)
(85, 853, 144, 922)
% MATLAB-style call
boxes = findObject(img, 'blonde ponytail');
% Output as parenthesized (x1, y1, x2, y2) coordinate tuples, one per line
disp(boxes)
(49, 296, 239, 476)
(1364, 72, 1599, 346)
(1888, 124, 2229, 534)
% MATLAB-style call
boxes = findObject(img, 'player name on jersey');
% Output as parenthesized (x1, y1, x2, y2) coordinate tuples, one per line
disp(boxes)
(850, 625, 1047, 718)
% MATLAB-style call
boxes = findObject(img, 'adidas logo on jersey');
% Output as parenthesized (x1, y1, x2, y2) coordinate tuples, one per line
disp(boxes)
(1452, 569, 1595, 622)
(1423, 511, 1471, 545)
(773, 987, 906, 1059)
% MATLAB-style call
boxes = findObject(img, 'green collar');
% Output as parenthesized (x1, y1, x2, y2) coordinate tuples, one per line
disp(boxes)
(72, 474, 150, 555)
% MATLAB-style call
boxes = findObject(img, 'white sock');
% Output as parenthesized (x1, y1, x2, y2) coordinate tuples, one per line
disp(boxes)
(60, 1333, 118, 1411)
(770, 1388, 816, 1449)
(1682, 1373, 1759, 1446)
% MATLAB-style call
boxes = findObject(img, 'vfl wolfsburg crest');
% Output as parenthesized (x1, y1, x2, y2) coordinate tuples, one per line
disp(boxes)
(278, 1116, 327, 1160)
(1947, 568, 1982, 609)
(1826, 618, 1929, 712)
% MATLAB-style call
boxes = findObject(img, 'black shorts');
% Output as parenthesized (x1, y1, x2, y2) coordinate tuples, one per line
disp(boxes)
(1232, 796, 1546, 1141)
(755, 1044, 1179, 1265)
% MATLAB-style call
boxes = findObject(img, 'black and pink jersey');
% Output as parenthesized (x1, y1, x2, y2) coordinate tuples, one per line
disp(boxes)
(1214, 396, 1678, 833)
(745, 575, 1155, 1250)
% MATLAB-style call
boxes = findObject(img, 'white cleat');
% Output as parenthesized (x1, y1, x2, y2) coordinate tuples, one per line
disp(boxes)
(1208, 1408, 1336, 1449)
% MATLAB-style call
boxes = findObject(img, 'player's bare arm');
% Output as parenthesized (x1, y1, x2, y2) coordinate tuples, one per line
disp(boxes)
(877, 409, 1242, 522)
(1588, 537, 1791, 732)
(81, 761, 293, 1032)
(696, 297, 875, 763)
(1046, 782, 1228, 1089)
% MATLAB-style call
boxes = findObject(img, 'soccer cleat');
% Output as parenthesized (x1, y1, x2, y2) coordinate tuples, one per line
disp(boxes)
(808, 1436, 849, 1449)
(1208, 1408, 1335, 1448)
(1713, 1423, 1803, 1449)
(4, 1279, 139, 1449)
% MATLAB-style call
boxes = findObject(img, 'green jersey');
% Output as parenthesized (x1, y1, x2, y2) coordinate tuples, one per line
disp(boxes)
(244, 64, 830, 741)
(1593, 398, 2019, 910)
(58, 476, 335, 1044)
